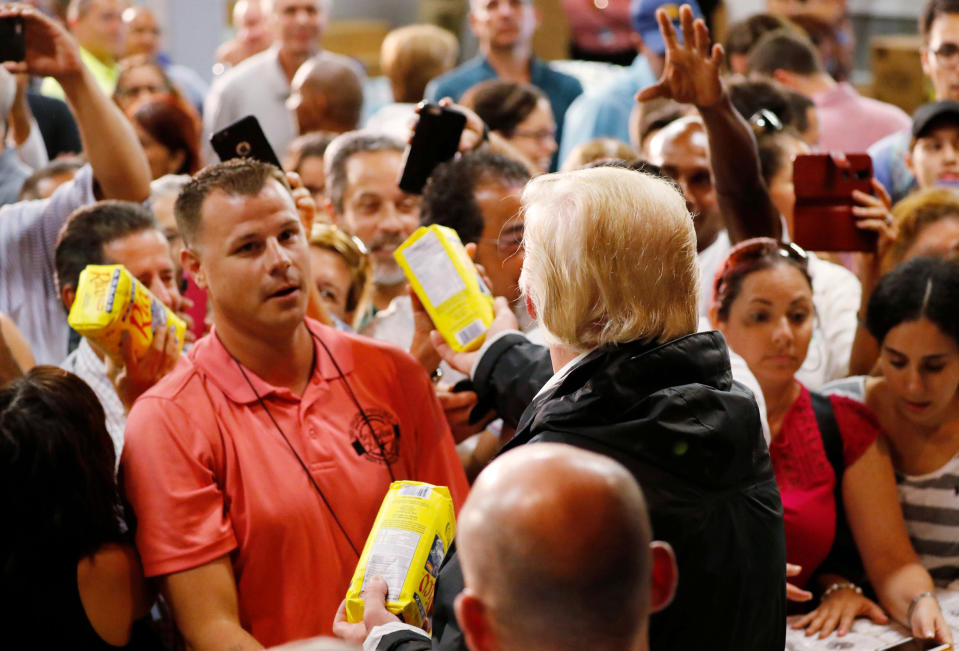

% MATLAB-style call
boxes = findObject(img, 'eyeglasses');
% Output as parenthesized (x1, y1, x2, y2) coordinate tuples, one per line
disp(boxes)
(479, 224, 524, 255)
(748, 109, 784, 136)
(713, 238, 808, 300)
(930, 42, 959, 63)
(511, 128, 556, 142)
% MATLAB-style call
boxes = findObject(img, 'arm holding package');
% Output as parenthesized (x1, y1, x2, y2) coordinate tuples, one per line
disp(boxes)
(0, 6, 150, 203)
(471, 332, 552, 430)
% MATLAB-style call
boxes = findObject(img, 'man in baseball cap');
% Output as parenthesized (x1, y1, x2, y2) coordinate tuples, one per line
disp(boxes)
(907, 99, 959, 190)
(558, 0, 702, 163)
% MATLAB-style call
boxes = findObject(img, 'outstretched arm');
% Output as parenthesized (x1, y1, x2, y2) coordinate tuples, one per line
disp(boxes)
(637, 4, 781, 243)
(1, 5, 150, 202)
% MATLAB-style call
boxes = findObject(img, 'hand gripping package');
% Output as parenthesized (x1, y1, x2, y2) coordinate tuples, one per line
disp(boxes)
(345, 481, 456, 630)
(67, 264, 186, 362)
(394, 225, 494, 352)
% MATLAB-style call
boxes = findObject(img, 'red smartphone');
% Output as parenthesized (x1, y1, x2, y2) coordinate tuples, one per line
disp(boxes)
(792, 153, 877, 252)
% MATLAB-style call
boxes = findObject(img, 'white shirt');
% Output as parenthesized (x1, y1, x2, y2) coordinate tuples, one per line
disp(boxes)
(61, 338, 126, 460)
(0, 165, 95, 364)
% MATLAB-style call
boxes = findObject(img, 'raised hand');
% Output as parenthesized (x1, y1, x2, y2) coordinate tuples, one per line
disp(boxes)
(636, 3, 725, 109)
(0, 5, 83, 80)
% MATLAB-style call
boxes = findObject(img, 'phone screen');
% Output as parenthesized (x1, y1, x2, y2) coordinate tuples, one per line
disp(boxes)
(0, 16, 26, 63)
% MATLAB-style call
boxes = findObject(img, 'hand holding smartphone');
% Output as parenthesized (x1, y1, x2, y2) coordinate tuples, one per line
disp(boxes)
(792, 153, 878, 252)
(210, 115, 283, 169)
(0, 16, 26, 63)
(398, 102, 467, 194)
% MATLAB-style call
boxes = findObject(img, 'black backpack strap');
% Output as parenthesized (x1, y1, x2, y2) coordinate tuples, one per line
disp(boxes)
(808, 391, 869, 592)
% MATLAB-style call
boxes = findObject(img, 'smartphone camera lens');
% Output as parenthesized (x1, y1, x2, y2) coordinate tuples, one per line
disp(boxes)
(236, 141, 252, 156)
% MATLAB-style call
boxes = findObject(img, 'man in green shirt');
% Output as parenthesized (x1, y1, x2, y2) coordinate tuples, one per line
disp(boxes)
(41, 0, 126, 100)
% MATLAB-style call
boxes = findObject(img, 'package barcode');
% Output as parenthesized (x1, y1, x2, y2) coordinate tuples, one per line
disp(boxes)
(455, 319, 486, 346)
(398, 484, 433, 499)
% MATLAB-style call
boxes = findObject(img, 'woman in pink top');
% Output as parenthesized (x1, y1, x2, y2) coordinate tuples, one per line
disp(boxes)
(710, 238, 949, 643)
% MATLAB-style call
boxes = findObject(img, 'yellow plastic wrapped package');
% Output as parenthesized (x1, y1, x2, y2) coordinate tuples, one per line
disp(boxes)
(67, 264, 186, 362)
(345, 481, 456, 630)
(393, 225, 494, 353)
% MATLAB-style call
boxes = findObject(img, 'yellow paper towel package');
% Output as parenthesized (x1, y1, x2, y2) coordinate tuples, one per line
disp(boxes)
(67, 264, 186, 362)
(344, 481, 456, 630)
(393, 225, 494, 353)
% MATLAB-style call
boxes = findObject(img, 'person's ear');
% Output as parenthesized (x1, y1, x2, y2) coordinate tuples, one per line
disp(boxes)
(323, 198, 340, 227)
(772, 69, 794, 88)
(904, 149, 915, 176)
(524, 293, 537, 321)
(708, 303, 722, 331)
(649, 540, 678, 613)
(60, 284, 77, 313)
(454, 589, 496, 651)
(920, 46, 932, 78)
(181, 247, 207, 291)
(168, 149, 187, 176)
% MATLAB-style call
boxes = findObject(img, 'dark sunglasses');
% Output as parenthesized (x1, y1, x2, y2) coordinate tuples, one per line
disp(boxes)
(714, 239, 808, 298)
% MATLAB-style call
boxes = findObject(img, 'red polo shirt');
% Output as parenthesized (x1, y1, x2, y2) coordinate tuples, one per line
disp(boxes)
(120, 319, 468, 646)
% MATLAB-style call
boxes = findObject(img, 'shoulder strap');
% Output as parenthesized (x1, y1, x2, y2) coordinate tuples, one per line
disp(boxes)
(810, 391, 843, 484)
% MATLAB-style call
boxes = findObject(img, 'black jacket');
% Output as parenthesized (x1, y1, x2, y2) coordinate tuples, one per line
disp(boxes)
(380, 331, 786, 651)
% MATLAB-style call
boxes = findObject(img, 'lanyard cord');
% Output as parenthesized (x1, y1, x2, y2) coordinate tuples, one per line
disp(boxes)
(311, 332, 396, 483)
(233, 356, 362, 559)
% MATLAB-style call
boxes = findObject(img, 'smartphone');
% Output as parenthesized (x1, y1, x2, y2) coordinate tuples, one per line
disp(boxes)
(398, 102, 467, 194)
(792, 153, 877, 252)
(210, 115, 282, 169)
(877, 638, 951, 651)
(0, 16, 26, 63)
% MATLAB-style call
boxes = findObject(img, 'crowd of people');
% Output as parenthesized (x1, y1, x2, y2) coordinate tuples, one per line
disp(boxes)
(3, 0, 959, 649)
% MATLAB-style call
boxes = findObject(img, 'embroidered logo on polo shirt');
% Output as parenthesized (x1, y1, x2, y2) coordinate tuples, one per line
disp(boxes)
(350, 408, 401, 464)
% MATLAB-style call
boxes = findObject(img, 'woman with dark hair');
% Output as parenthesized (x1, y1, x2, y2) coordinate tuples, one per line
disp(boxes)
(129, 97, 201, 180)
(460, 79, 557, 174)
(0, 367, 154, 648)
(829, 258, 959, 586)
(710, 239, 949, 643)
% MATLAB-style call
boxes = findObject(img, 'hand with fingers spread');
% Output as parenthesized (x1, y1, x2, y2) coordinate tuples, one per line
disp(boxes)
(106, 326, 181, 411)
(0, 4, 83, 80)
(791, 587, 887, 639)
(636, 4, 725, 109)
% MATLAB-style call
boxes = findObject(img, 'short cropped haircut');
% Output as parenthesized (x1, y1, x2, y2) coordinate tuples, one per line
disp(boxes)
(921, 0, 959, 42)
(381, 25, 459, 103)
(724, 13, 794, 60)
(285, 131, 334, 173)
(174, 158, 291, 247)
(520, 167, 698, 350)
(55, 201, 158, 295)
(747, 29, 825, 77)
(18, 157, 85, 201)
(866, 256, 959, 345)
(421, 151, 531, 244)
(323, 131, 404, 215)
(560, 138, 639, 172)
(461, 80, 546, 137)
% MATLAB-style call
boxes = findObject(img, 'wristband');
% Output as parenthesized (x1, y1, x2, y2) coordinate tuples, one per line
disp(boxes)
(822, 582, 862, 601)
(907, 591, 935, 625)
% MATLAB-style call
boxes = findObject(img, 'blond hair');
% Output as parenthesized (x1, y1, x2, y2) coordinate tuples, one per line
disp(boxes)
(884, 188, 959, 271)
(381, 25, 459, 104)
(520, 167, 699, 351)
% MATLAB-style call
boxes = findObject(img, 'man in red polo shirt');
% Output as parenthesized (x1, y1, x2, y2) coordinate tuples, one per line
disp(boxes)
(120, 159, 468, 649)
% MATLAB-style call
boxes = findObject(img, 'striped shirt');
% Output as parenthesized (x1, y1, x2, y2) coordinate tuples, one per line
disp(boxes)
(822, 375, 959, 585)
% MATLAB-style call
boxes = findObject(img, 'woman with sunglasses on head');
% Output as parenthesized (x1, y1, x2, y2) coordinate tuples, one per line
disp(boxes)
(710, 238, 950, 643)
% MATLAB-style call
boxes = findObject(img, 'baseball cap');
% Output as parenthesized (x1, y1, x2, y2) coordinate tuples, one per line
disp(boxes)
(630, 0, 703, 56)
(912, 100, 959, 139)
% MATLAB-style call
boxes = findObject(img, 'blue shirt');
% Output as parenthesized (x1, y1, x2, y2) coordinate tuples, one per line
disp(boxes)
(868, 127, 915, 204)
(425, 56, 583, 169)
(558, 54, 656, 164)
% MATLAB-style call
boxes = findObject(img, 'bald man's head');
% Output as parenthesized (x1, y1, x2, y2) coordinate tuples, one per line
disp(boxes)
(455, 444, 665, 651)
(288, 57, 363, 135)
